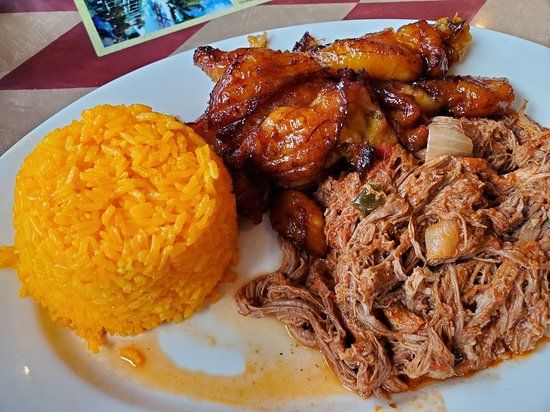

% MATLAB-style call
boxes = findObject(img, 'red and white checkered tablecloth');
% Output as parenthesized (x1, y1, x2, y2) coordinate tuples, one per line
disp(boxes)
(0, 0, 548, 155)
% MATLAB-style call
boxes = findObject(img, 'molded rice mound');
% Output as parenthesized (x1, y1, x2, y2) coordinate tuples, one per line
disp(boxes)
(13, 104, 237, 352)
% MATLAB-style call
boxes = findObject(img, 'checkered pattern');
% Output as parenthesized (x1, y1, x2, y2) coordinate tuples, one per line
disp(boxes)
(0, 0, 548, 154)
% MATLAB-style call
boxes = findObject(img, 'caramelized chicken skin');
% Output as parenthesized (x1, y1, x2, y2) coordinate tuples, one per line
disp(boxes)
(240, 82, 348, 187)
(193, 45, 245, 82)
(270, 189, 327, 257)
(339, 77, 396, 174)
(194, 17, 471, 86)
(206, 48, 323, 131)
(310, 17, 471, 81)
(310, 29, 424, 81)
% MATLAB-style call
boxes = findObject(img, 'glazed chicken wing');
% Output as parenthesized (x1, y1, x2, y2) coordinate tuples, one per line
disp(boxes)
(240, 82, 347, 187)
(310, 17, 471, 81)
(204, 48, 322, 131)
(195, 17, 470, 86)
(310, 29, 424, 81)
(217, 73, 336, 166)
(374, 76, 515, 151)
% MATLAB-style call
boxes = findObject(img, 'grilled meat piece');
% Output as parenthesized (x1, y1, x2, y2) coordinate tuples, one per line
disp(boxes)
(339, 77, 396, 174)
(195, 17, 470, 86)
(310, 17, 471, 81)
(270, 190, 327, 257)
(206, 48, 323, 131)
(374, 76, 515, 151)
(237, 111, 549, 398)
(238, 81, 347, 187)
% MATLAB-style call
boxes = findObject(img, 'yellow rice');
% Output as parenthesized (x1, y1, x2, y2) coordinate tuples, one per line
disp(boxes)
(5, 104, 237, 352)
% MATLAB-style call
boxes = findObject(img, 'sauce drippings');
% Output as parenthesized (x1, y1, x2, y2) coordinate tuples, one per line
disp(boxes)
(39, 286, 346, 409)
(106, 333, 346, 408)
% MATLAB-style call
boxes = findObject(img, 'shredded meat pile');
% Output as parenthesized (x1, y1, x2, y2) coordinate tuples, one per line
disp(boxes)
(236, 110, 549, 398)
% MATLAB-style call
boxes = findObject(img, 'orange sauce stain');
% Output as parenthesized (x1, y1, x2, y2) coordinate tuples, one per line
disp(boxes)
(38, 292, 346, 409)
(102, 331, 346, 408)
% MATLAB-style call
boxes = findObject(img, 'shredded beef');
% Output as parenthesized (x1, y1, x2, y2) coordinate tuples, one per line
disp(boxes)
(236, 110, 549, 398)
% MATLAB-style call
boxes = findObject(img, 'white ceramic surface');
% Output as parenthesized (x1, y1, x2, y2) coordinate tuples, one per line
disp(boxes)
(1, 20, 549, 412)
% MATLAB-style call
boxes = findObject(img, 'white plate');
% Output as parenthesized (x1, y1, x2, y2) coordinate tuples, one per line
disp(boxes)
(1, 20, 549, 412)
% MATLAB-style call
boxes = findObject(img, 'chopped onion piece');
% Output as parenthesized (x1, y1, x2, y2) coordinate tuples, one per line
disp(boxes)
(425, 219, 461, 261)
(425, 116, 473, 162)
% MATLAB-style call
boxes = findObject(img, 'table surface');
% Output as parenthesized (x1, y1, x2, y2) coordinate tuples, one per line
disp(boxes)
(0, 0, 549, 156)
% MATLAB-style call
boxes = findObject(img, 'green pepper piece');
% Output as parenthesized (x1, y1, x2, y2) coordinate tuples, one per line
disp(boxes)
(352, 183, 385, 216)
